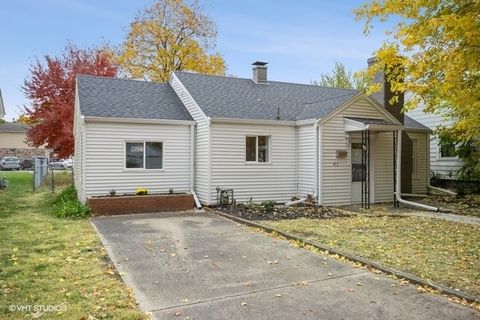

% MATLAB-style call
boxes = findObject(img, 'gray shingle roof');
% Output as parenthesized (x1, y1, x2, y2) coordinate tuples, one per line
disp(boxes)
(0, 122, 29, 132)
(175, 71, 358, 121)
(404, 115, 430, 131)
(370, 95, 429, 131)
(77, 75, 193, 121)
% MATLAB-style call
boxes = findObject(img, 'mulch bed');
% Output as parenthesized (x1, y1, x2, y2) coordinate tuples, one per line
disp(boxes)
(215, 204, 352, 221)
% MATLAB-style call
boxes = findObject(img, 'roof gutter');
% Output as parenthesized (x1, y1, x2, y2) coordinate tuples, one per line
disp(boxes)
(366, 124, 404, 131)
(83, 116, 195, 126)
(210, 117, 295, 126)
(404, 127, 431, 133)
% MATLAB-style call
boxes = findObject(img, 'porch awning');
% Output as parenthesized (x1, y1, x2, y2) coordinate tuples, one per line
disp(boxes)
(344, 117, 404, 132)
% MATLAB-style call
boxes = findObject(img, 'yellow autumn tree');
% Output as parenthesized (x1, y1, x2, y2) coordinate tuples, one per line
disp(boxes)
(117, 0, 226, 82)
(16, 114, 35, 126)
(355, 0, 480, 142)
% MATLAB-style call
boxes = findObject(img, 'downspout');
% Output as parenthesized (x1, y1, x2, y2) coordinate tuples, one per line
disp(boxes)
(207, 117, 212, 206)
(314, 119, 321, 201)
(190, 123, 202, 209)
(189, 124, 195, 191)
(395, 129, 440, 212)
(295, 126, 298, 197)
(425, 133, 457, 196)
(80, 115, 87, 204)
(286, 198, 306, 207)
(428, 184, 457, 196)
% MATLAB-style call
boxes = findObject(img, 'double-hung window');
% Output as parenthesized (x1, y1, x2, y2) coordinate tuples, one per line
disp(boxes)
(245, 136, 270, 163)
(126, 141, 163, 169)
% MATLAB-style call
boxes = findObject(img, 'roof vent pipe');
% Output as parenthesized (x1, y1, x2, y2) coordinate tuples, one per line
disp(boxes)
(252, 61, 268, 84)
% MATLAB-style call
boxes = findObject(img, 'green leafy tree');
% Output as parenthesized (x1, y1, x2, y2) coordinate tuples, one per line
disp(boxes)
(313, 61, 370, 92)
(355, 0, 480, 180)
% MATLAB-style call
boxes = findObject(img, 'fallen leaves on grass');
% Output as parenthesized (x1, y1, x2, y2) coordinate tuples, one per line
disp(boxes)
(265, 216, 480, 298)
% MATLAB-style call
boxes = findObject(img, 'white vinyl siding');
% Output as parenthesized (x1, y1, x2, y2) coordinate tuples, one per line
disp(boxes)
(407, 131, 428, 194)
(297, 124, 315, 197)
(84, 122, 191, 197)
(210, 122, 296, 204)
(73, 88, 86, 203)
(407, 105, 462, 179)
(170, 73, 210, 204)
(373, 132, 394, 203)
(321, 96, 396, 206)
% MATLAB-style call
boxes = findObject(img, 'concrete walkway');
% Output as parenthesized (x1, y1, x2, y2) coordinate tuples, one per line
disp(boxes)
(91, 212, 478, 320)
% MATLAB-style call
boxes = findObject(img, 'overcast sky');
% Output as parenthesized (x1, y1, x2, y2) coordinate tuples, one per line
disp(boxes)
(0, 0, 391, 120)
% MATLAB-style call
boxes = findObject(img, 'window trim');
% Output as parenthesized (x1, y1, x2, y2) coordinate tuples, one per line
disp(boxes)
(124, 140, 165, 171)
(437, 141, 458, 160)
(245, 135, 271, 164)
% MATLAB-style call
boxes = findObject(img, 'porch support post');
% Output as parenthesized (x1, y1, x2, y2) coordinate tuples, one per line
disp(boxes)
(361, 130, 364, 208)
(367, 130, 371, 209)
(393, 130, 399, 207)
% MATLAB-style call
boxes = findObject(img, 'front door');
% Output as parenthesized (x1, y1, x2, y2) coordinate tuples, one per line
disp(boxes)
(351, 139, 364, 204)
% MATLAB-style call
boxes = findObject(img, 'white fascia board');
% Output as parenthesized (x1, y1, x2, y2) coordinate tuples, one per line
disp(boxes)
(295, 118, 317, 126)
(367, 124, 404, 131)
(344, 118, 367, 132)
(405, 127, 431, 133)
(210, 117, 295, 126)
(344, 118, 404, 132)
(83, 116, 196, 126)
(170, 72, 209, 122)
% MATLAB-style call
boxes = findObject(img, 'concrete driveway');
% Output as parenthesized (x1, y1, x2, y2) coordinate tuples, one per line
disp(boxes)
(91, 212, 478, 320)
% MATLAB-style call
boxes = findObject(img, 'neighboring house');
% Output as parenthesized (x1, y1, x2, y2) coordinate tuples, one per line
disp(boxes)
(74, 60, 429, 207)
(0, 122, 49, 159)
(407, 106, 463, 180)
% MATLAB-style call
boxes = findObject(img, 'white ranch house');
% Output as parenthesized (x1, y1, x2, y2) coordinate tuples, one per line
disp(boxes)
(74, 61, 429, 207)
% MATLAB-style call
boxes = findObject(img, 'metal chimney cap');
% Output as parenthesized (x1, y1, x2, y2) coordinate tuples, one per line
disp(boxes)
(252, 61, 268, 66)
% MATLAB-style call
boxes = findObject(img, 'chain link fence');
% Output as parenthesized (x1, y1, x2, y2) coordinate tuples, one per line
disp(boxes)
(33, 157, 49, 191)
(33, 158, 74, 192)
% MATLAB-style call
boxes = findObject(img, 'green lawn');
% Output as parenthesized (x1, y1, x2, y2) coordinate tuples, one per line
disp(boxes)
(265, 215, 480, 298)
(0, 172, 147, 319)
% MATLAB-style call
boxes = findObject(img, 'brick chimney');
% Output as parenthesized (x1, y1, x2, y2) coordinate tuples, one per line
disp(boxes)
(252, 61, 268, 84)
(367, 57, 404, 124)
